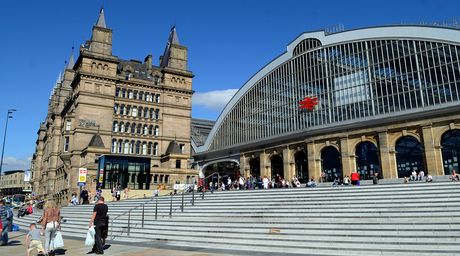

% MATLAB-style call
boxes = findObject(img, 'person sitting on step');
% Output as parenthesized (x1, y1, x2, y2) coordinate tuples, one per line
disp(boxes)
(410, 170, 417, 181)
(450, 170, 459, 181)
(417, 170, 425, 181)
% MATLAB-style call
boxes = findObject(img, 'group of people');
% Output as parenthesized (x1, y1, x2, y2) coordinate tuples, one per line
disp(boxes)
(403, 170, 433, 183)
(208, 174, 312, 191)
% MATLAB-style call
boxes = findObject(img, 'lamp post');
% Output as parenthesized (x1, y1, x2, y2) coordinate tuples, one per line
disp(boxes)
(0, 109, 16, 175)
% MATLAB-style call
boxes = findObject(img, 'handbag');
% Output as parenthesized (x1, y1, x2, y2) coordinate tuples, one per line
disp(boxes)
(53, 231, 65, 249)
(85, 226, 96, 246)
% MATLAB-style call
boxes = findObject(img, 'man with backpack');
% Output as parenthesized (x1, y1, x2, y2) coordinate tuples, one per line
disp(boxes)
(0, 199, 10, 245)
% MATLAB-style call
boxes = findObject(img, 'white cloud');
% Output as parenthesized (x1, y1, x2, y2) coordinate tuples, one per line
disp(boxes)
(2, 156, 32, 172)
(193, 89, 238, 112)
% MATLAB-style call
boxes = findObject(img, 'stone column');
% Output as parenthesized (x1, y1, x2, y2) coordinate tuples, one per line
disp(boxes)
(378, 131, 397, 179)
(340, 137, 353, 178)
(260, 151, 269, 178)
(282, 147, 293, 181)
(307, 142, 321, 181)
(421, 126, 443, 176)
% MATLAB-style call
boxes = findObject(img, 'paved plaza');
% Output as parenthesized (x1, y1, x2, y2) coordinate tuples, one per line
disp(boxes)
(0, 231, 240, 256)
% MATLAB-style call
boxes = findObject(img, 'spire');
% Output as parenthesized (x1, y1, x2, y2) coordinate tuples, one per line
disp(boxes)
(160, 26, 181, 68)
(170, 26, 180, 45)
(66, 47, 75, 70)
(95, 8, 106, 28)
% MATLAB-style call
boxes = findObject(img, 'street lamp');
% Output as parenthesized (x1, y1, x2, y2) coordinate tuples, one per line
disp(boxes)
(0, 109, 16, 175)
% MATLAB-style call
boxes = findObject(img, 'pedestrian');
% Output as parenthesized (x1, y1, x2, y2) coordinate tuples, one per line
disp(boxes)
(26, 223, 45, 256)
(89, 196, 108, 254)
(351, 170, 360, 186)
(41, 200, 61, 256)
(80, 187, 89, 204)
(0, 200, 9, 246)
(373, 173, 379, 185)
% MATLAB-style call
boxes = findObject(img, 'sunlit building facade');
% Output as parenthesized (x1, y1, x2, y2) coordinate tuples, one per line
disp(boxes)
(195, 25, 460, 183)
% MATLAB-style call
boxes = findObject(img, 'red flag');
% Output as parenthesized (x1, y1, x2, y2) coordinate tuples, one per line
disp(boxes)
(299, 97, 318, 110)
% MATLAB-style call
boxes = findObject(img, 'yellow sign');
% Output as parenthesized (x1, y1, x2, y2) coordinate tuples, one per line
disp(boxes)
(78, 168, 87, 183)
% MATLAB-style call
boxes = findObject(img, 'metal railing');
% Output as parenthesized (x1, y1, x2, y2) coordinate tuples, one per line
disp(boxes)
(109, 173, 221, 238)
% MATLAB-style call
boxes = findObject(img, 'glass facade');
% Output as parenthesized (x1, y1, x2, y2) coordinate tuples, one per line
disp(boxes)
(209, 38, 460, 151)
(97, 155, 151, 190)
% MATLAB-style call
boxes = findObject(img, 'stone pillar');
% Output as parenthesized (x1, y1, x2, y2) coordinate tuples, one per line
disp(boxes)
(421, 126, 443, 176)
(340, 137, 353, 178)
(282, 147, 293, 181)
(307, 142, 321, 181)
(378, 131, 397, 179)
(239, 154, 250, 177)
(260, 151, 269, 178)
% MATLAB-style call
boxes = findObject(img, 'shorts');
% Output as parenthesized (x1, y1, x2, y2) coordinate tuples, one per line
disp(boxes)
(28, 240, 44, 253)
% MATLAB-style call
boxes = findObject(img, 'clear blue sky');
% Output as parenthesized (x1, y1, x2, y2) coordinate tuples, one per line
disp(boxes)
(0, 0, 459, 171)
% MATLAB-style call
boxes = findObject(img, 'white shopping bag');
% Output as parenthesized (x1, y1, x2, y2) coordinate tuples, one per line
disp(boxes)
(53, 231, 65, 249)
(85, 226, 96, 246)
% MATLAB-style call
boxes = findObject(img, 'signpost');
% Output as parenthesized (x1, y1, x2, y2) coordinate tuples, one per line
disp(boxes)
(78, 168, 87, 187)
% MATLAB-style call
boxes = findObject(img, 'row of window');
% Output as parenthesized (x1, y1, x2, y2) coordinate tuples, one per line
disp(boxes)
(114, 104, 160, 119)
(111, 139, 160, 156)
(113, 121, 160, 136)
(116, 87, 161, 103)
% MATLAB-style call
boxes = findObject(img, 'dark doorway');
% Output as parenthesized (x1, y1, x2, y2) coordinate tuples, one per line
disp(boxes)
(321, 146, 342, 182)
(355, 142, 381, 180)
(441, 129, 460, 175)
(294, 151, 308, 183)
(271, 154, 284, 178)
(395, 136, 425, 178)
(249, 157, 260, 177)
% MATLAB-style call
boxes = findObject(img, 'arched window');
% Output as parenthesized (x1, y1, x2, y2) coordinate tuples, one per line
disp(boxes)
(143, 125, 148, 135)
(144, 108, 149, 118)
(128, 90, 133, 99)
(124, 140, 130, 154)
(142, 142, 147, 155)
(118, 139, 123, 153)
(120, 104, 126, 115)
(134, 90, 138, 99)
(148, 142, 153, 155)
(321, 146, 342, 182)
(154, 125, 159, 136)
(148, 125, 153, 135)
(125, 122, 130, 133)
(120, 122, 125, 133)
(131, 123, 136, 134)
(135, 141, 141, 154)
(155, 109, 160, 120)
(153, 142, 159, 156)
(113, 121, 118, 132)
(441, 129, 460, 175)
(138, 107, 143, 118)
(150, 109, 155, 119)
(294, 151, 308, 183)
(139, 91, 144, 101)
(395, 136, 425, 178)
(132, 107, 138, 117)
(271, 154, 284, 179)
(122, 88, 127, 98)
(356, 142, 381, 180)
(155, 94, 160, 103)
(111, 139, 117, 153)
(130, 140, 135, 154)
(114, 104, 119, 114)
(145, 93, 150, 102)
(126, 105, 131, 116)
(137, 124, 142, 134)
(115, 88, 120, 97)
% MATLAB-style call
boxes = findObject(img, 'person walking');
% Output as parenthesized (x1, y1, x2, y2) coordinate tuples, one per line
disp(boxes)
(373, 173, 379, 185)
(0, 200, 9, 246)
(40, 200, 61, 256)
(89, 196, 108, 254)
(351, 170, 360, 186)
(80, 187, 89, 204)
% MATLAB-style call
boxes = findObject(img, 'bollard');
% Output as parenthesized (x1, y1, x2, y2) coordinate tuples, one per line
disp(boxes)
(181, 191, 184, 212)
(155, 198, 158, 220)
(141, 203, 145, 228)
(169, 194, 173, 218)
(192, 188, 195, 206)
(127, 210, 131, 236)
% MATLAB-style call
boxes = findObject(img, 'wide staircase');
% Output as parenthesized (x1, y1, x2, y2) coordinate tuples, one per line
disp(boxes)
(15, 182, 460, 255)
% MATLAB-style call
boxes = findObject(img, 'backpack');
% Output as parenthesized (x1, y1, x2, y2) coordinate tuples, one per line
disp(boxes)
(6, 207, 13, 220)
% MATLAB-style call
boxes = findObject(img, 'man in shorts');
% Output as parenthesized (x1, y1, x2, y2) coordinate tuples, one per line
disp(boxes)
(26, 223, 45, 256)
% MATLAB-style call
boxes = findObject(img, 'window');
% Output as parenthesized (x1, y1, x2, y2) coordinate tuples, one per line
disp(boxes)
(124, 141, 130, 154)
(65, 120, 71, 131)
(143, 125, 148, 135)
(154, 126, 159, 136)
(132, 107, 138, 117)
(153, 142, 159, 156)
(120, 122, 125, 133)
(128, 90, 133, 99)
(111, 139, 117, 153)
(113, 122, 118, 132)
(63, 136, 70, 152)
(175, 160, 181, 169)
(142, 142, 147, 155)
(179, 144, 185, 154)
(135, 141, 141, 154)
(155, 94, 160, 103)
(155, 109, 160, 120)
